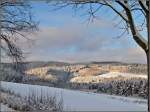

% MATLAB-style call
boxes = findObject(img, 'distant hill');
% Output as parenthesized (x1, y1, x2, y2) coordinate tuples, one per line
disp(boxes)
(90, 61, 125, 65)
(1, 61, 146, 69)
(1, 61, 70, 71)
(22, 61, 70, 70)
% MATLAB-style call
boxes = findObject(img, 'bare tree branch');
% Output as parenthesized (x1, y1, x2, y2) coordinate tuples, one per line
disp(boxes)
(116, 0, 148, 52)
(104, 1, 128, 22)
(139, 0, 149, 15)
(48, 0, 148, 53)
(0, 0, 37, 70)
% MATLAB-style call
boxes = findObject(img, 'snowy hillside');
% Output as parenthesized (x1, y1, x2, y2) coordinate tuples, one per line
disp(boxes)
(70, 72, 147, 83)
(1, 81, 147, 111)
(98, 72, 147, 78)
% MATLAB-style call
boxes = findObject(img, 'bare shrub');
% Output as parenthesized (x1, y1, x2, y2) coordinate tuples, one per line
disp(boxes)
(25, 89, 63, 112)
(0, 65, 23, 82)
(0, 88, 64, 112)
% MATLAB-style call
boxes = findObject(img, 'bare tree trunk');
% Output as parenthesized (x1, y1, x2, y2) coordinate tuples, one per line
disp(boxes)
(148, 1, 150, 111)
(147, 32, 149, 111)
(146, 51, 150, 112)
(146, 12, 149, 112)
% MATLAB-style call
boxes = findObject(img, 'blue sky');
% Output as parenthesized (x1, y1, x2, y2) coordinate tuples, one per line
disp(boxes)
(21, 1, 146, 63)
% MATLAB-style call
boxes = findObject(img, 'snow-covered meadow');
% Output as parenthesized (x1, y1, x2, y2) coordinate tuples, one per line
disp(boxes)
(98, 72, 147, 78)
(0, 81, 147, 111)
(70, 72, 147, 83)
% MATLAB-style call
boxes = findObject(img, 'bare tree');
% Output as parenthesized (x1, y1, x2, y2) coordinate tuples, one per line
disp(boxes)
(0, 0, 37, 71)
(47, 0, 150, 111)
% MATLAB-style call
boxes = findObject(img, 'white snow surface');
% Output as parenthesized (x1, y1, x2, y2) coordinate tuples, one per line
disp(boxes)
(70, 72, 147, 83)
(97, 72, 147, 78)
(0, 81, 148, 111)
(1, 103, 15, 112)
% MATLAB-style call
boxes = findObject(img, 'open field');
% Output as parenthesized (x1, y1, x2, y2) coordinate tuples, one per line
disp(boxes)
(1, 81, 147, 111)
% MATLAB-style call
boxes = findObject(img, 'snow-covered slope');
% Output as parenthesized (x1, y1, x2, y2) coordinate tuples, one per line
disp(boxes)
(98, 72, 147, 78)
(70, 72, 147, 83)
(0, 104, 16, 112)
(1, 81, 147, 111)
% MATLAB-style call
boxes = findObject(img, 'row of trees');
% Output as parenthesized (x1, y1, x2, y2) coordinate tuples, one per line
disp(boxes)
(69, 77, 147, 99)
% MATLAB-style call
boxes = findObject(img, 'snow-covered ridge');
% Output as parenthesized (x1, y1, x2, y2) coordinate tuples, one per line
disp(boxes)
(1, 81, 147, 111)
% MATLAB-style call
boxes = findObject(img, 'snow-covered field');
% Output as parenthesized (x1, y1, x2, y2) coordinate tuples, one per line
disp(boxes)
(70, 72, 147, 83)
(98, 72, 147, 78)
(1, 103, 16, 112)
(1, 81, 147, 111)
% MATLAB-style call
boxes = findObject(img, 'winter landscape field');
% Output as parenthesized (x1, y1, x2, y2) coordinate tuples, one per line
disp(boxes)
(0, 62, 148, 111)
(1, 81, 147, 111)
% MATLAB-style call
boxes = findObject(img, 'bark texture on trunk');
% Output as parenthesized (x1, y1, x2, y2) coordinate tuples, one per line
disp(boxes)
(147, 52, 150, 112)
(148, 1, 150, 111)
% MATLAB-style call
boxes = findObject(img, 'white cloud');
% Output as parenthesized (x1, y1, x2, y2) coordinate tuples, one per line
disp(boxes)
(18, 22, 146, 64)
